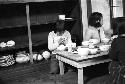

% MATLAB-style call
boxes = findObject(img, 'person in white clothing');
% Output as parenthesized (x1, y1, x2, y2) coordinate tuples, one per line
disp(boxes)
(84, 12, 107, 42)
(48, 15, 72, 74)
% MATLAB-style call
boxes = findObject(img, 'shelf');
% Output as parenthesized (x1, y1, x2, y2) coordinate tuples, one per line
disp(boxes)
(0, 0, 64, 4)
(0, 17, 75, 29)
(0, 41, 47, 53)
(0, 0, 76, 29)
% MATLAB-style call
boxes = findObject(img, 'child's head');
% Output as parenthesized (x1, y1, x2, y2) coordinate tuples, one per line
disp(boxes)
(56, 15, 65, 32)
(117, 22, 125, 35)
(88, 12, 103, 28)
(56, 19, 65, 32)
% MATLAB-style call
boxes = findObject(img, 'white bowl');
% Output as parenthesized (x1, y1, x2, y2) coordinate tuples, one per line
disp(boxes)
(77, 47, 89, 56)
(89, 39, 100, 45)
(89, 48, 98, 54)
(99, 45, 110, 51)
(82, 41, 89, 46)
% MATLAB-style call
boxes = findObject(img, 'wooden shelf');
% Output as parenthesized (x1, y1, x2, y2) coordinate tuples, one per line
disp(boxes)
(0, 0, 64, 4)
(0, 41, 47, 52)
(0, 18, 75, 29)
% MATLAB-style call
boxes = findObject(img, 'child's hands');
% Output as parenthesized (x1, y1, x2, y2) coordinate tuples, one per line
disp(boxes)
(58, 38, 66, 45)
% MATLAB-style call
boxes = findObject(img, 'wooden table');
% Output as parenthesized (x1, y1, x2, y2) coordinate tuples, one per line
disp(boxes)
(52, 50, 112, 84)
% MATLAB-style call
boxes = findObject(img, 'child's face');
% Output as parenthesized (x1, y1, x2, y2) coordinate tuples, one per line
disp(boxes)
(57, 21, 65, 32)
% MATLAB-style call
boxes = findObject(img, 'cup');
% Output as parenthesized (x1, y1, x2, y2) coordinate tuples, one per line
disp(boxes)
(77, 47, 89, 56)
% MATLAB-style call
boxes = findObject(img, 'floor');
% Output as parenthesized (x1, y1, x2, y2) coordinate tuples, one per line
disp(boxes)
(0, 60, 110, 84)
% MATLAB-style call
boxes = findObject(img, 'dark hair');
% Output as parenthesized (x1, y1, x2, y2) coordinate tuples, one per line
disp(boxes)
(88, 12, 103, 28)
(117, 22, 125, 35)
(56, 20, 65, 32)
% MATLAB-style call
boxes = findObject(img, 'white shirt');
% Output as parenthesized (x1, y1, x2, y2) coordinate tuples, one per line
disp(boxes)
(48, 30, 72, 51)
(84, 26, 106, 41)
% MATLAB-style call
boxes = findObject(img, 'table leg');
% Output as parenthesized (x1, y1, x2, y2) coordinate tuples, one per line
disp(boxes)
(59, 60, 64, 75)
(78, 68, 84, 84)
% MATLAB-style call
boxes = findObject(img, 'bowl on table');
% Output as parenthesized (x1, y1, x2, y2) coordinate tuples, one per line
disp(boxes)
(82, 41, 89, 47)
(99, 45, 111, 52)
(77, 47, 89, 56)
(89, 48, 98, 54)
